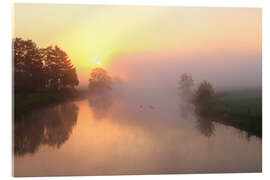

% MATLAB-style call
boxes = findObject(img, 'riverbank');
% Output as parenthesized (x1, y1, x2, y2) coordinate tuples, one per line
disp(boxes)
(14, 90, 88, 121)
(210, 88, 262, 137)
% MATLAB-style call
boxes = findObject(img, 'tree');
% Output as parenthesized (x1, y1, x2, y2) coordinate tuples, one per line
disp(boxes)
(88, 68, 112, 94)
(178, 73, 194, 90)
(54, 45, 79, 90)
(13, 37, 79, 92)
(40, 45, 79, 91)
(178, 73, 194, 102)
(13, 38, 44, 91)
(193, 81, 215, 115)
(196, 117, 215, 138)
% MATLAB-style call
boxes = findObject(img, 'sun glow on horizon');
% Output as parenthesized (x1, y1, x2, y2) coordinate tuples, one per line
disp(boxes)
(88, 54, 104, 68)
(13, 4, 261, 88)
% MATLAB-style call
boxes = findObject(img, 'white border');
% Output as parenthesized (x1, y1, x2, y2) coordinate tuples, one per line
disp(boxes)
(1, 0, 269, 180)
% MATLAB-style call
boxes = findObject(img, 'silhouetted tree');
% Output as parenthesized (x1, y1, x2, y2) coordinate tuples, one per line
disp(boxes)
(178, 73, 194, 102)
(40, 46, 79, 91)
(88, 68, 112, 94)
(13, 37, 79, 92)
(178, 73, 194, 92)
(196, 117, 215, 138)
(13, 38, 44, 91)
(193, 81, 215, 115)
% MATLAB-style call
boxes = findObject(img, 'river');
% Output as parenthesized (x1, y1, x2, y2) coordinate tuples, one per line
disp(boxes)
(13, 90, 262, 176)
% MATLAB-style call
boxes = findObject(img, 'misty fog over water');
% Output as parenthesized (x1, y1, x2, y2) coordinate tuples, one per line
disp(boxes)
(14, 74, 262, 176)
(13, 4, 262, 176)
(14, 41, 262, 176)
(108, 51, 261, 92)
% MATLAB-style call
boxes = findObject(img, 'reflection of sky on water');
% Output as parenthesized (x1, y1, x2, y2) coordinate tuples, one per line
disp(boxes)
(13, 92, 261, 176)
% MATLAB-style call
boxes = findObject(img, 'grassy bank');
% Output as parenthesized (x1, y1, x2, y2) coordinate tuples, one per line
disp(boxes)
(210, 88, 262, 137)
(14, 90, 88, 121)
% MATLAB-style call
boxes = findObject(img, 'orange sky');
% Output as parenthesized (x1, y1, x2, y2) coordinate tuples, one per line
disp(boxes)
(13, 4, 261, 88)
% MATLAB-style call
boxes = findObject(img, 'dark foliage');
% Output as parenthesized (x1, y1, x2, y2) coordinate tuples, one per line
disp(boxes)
(88, 68, 112, 94)
(193, 80, 215, 116)
(13, 37, 79, 92)
(196, 117, 215, 138)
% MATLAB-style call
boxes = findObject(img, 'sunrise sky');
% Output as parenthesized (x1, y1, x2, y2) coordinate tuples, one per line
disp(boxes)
(13, 4, 262, 89)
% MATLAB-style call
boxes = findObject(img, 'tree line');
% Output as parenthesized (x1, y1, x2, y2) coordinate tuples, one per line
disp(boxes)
(178, 73, 215, 116)
(13, 37, 79, 92)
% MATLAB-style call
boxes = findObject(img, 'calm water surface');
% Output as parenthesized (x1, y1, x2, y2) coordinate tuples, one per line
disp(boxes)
(13, 91, 262, 176)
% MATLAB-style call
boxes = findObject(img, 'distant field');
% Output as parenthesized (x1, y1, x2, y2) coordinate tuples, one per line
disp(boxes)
(211, 88, 262, 137)
(214, 89, 262, 120)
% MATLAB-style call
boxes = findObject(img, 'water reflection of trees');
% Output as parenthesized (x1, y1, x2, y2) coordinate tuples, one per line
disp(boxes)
(14, 103, 78, 157)
(196, 116, 215, 138)
(178, 77, 215, 137)
(178, 102, 215, 138)
(177, 76, 215, 137)
(88, 94, 114, 120)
